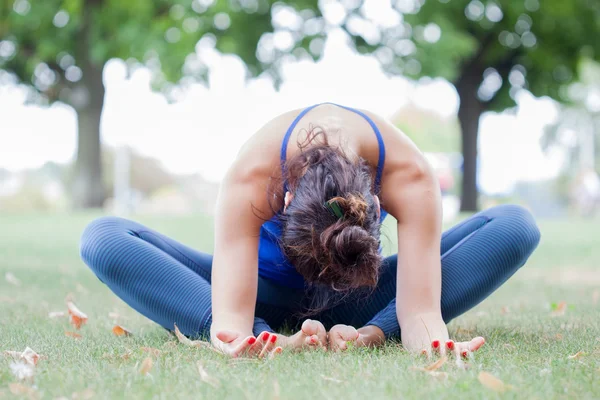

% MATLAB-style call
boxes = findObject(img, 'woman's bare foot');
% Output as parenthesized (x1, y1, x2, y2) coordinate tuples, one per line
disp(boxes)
(279, 319, 327, 352)
(328, 324, 385, 351)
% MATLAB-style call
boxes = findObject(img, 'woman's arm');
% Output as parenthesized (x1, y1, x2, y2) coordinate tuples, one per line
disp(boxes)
(382, 151, 447, 351)
(210, 152, 276, 353)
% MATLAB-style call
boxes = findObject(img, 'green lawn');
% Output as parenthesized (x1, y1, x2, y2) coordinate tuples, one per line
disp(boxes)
(1, 212, 599, 399)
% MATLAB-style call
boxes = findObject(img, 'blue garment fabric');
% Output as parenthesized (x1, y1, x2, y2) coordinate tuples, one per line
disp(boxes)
(259, 102, 387, 288)
(80, 204, 540, 339)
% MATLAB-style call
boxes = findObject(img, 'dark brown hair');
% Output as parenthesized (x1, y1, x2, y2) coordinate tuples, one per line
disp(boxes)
(274, 128, 383, 312)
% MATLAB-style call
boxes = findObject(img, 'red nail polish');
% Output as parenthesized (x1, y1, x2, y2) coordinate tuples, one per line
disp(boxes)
(462, 350, 468, 358)
(421, 349, 428, 355)
(446, 341, 455, 350)
(262, 332, 270, 341)
(248, 337, 256, 345)
(270, 334, 277, 343)
(310, 337, 317, 344)
(432, 340, 440, 349)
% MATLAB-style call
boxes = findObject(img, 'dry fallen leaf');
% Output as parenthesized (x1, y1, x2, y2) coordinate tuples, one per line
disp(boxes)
(139, 357, 153, 375)
(8, 383, 38, 399)
(19, 348, 40, 367)
(173, 324, 211, 349)
(108, 312, 121, 320)
(112, 325, 133, 337)
(67, 301, 88, 329)
(48, 311, 67, 319)
(101, 350, 132, 361)
(568, 351, 585, 359)
(320, 375, 344, 383)
(4, 347, 40, 367)
(551, 301, 567, 317)
(197, 362, 220, 388)
(478, 371, 514, 392)
(65, 331, 82, 339)
(140, 347, 162, 356)
(71, 388, 95, 399)
(5, 272, 21, 286)
(424, 356, 447, 371)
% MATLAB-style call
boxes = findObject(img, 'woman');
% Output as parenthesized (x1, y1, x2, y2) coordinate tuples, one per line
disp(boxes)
(80, 102, 540, 359)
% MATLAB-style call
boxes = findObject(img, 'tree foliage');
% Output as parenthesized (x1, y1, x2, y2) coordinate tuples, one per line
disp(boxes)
(0, 0, 324, 207)
(337, 0, 600, 209)
(0, 0, 323, 104)
(342, 0, 600, 110)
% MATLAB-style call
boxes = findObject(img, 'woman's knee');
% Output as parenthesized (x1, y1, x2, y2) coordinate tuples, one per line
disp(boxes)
(80, 216, 132, 279)
(485, 204, 541, 262)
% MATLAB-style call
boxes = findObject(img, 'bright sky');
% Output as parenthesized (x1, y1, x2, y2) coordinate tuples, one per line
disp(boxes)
(0, 29, 562, 194)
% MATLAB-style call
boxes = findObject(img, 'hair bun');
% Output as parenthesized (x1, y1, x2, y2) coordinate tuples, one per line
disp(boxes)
(319, 224, 381, 289)
(329, 193, 368, 225)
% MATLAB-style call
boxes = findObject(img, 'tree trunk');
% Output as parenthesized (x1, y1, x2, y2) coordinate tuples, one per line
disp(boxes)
(71, 1, 106, 209)
(456, 69, 485, 212)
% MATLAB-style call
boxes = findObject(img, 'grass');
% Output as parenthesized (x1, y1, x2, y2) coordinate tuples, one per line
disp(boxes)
(0, 212, 599, 399)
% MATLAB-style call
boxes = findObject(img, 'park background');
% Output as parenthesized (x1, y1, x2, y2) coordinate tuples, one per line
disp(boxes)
(1, 0, 599, 399)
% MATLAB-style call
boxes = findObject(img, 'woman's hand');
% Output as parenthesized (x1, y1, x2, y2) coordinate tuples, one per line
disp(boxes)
(400, 311, 485, 359)
(211, 330, 283, 358)
(279, 319, 328, 352)
(328, 324, 385, 351)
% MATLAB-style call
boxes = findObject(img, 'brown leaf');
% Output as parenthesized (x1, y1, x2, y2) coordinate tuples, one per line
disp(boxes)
(4, 348, 40, 367)
(8, 383, 38, 399)
(112, 325, 133, 337)
(478, 371, 514, 392)
(48, 311, 67, 319)
(173, 324, 211, 349)
(65, 331, 82, 339)
(5, 272, 21, 286)
(71, 388, 95, 400)
(197, 362, 220, 388)
(67, 301, 88, 330)
(424, 356, 447, 371)
(140, 347, 162, 356)
(551, 301, 567, 317)
(19, 348, 40, 366)
(320, 375, 344, 383)
(139, 357, 153, 375)
(555, 333, 564, 340)
(568, 351, 585, 359)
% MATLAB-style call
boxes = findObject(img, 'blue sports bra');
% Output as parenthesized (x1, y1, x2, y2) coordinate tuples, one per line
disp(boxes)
(257, 103, 387, 288)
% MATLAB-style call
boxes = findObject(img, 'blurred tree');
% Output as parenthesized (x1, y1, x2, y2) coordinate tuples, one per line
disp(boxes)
(0, 0, 322, 208)
(339, 0, 600, 210)
(390, 103, 460, 153)
(542, 59, 600, 174)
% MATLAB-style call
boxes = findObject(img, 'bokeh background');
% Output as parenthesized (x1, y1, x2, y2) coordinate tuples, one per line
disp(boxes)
(1, 0, 599, 219)
(2, 2, 600, 399)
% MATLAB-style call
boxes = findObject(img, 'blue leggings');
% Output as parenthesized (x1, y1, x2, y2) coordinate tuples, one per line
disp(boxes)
(80, 205, 540, 339)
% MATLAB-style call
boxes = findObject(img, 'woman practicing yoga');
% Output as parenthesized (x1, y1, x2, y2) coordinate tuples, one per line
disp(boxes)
(80, 102, 540, 359)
